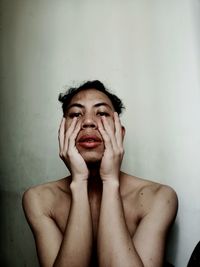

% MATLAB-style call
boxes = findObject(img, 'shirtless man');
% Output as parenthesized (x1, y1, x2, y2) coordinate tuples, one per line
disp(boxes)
(22, 80, 178, 267)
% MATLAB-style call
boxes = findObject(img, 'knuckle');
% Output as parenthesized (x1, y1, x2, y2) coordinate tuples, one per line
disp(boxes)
(115, 150, 121, 157)
(67, 150, 73, 157)
(120, 148, 124, 155)
(115, 148, 124, 157)
(59, 152, 64, 159)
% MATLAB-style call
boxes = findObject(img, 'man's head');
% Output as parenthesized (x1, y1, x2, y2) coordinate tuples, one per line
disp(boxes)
(59, 80, 125, 163)
(59, 80, 125, 116)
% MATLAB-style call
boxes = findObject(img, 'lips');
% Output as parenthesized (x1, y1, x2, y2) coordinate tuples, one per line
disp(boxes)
(78, 135, 102, 142)
(77, 134, 102, 149)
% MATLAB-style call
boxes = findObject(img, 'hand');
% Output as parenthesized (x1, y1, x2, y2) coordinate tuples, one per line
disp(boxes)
(58, 117, 89, 181)
(97, 112, 125, 182)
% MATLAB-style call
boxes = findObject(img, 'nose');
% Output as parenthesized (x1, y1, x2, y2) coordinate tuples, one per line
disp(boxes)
(81, 114, 97, 129)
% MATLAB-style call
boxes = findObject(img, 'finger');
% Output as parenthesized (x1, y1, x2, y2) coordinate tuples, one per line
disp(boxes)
(97, 118, 113, 151)
(101, 116, 118, 150)
(68, 119, 82, 152)
(114, 112, 123, 148)
(63, 117, 78, 153)
(58, 117, 65, 154)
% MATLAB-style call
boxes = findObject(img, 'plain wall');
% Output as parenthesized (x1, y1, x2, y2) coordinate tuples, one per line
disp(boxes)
(1, 0, 200, 266)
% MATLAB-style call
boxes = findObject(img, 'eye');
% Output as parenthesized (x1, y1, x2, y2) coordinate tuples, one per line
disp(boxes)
(69, 112, 82, 118)
(97, 111, 110, 117)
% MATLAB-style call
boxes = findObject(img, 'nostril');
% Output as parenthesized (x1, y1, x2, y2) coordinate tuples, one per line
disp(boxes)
(82, 123, 96, 128)
(81, 116, 98, 129)
(82, 121, 97, 129)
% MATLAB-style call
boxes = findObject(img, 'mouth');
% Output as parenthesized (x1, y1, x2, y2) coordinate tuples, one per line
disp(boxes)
(77, 135, 102, 149)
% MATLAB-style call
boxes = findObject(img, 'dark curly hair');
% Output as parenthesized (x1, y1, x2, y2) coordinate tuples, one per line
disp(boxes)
(58, 80, 125, 115)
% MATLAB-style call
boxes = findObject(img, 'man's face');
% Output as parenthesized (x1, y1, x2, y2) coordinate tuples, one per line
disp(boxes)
(64, 89, 116, 163)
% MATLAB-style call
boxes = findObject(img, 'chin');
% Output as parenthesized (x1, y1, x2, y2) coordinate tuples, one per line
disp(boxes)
(76, 143, 104, 164)
(79, 150, 103, 164)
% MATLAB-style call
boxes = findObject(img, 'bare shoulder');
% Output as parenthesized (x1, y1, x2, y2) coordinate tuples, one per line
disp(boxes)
(149, 182, 178, 225)
(22, 177, 71, 224)
(120, 172, 178, 221)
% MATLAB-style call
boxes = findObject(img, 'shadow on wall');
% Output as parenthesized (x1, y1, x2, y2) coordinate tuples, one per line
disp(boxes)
(0, 190, 39, 267)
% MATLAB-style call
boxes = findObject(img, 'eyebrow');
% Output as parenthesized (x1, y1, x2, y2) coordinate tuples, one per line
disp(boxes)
(67, 102, 113, 110)
(67, 103, 84, 110)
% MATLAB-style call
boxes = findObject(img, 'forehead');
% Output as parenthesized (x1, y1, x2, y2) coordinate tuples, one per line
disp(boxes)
(69, 89, 114, 108)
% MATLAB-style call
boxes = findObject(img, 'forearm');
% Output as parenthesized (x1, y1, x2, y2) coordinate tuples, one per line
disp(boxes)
(97, 181, 143, 267)
(54, 180, 92, 267)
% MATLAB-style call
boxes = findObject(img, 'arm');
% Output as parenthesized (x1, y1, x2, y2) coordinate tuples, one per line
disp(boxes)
(132, 186, 178, 267)
(22, 187, 64, 267)
(23, 117, 93, 267)
(98, 181, 144, 267)
(53, 180, 92, 267)
(96, 113, 178, 267)
(97, 113, 142, 267)
(54, 117, 93, 267)
(23, 182, 92, 267)
(98, 182, 177, 267)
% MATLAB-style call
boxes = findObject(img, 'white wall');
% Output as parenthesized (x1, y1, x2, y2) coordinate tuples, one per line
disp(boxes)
(1, 0, 200, 266)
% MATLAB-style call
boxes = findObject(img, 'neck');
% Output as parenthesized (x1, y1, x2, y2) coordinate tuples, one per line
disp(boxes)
(87, 162, 102, 194)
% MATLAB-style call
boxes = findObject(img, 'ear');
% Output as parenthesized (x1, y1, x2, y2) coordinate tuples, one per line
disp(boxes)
(121, 126, 126, 140)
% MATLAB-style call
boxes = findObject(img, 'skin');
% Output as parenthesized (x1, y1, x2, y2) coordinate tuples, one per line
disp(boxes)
(22, 89, 178, 267)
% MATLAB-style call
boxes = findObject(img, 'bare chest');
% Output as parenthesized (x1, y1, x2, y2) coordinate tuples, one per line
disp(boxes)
(52, 192, 144, 267)
(53, 193, 143, 240)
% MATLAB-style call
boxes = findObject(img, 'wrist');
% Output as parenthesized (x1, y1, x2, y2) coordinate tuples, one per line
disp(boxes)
(101, 174, 119, 184)
(102, 179, 120, 189)
(70, 180, 88, 191)
(71, 174, 88, 182)
(70, 180, 88, 201)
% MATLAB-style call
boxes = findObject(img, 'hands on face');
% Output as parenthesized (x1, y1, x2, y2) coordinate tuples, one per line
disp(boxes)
(97, 112, 124, 182)
(58, 117, 89, 181)
(58, 112, 124, 182)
